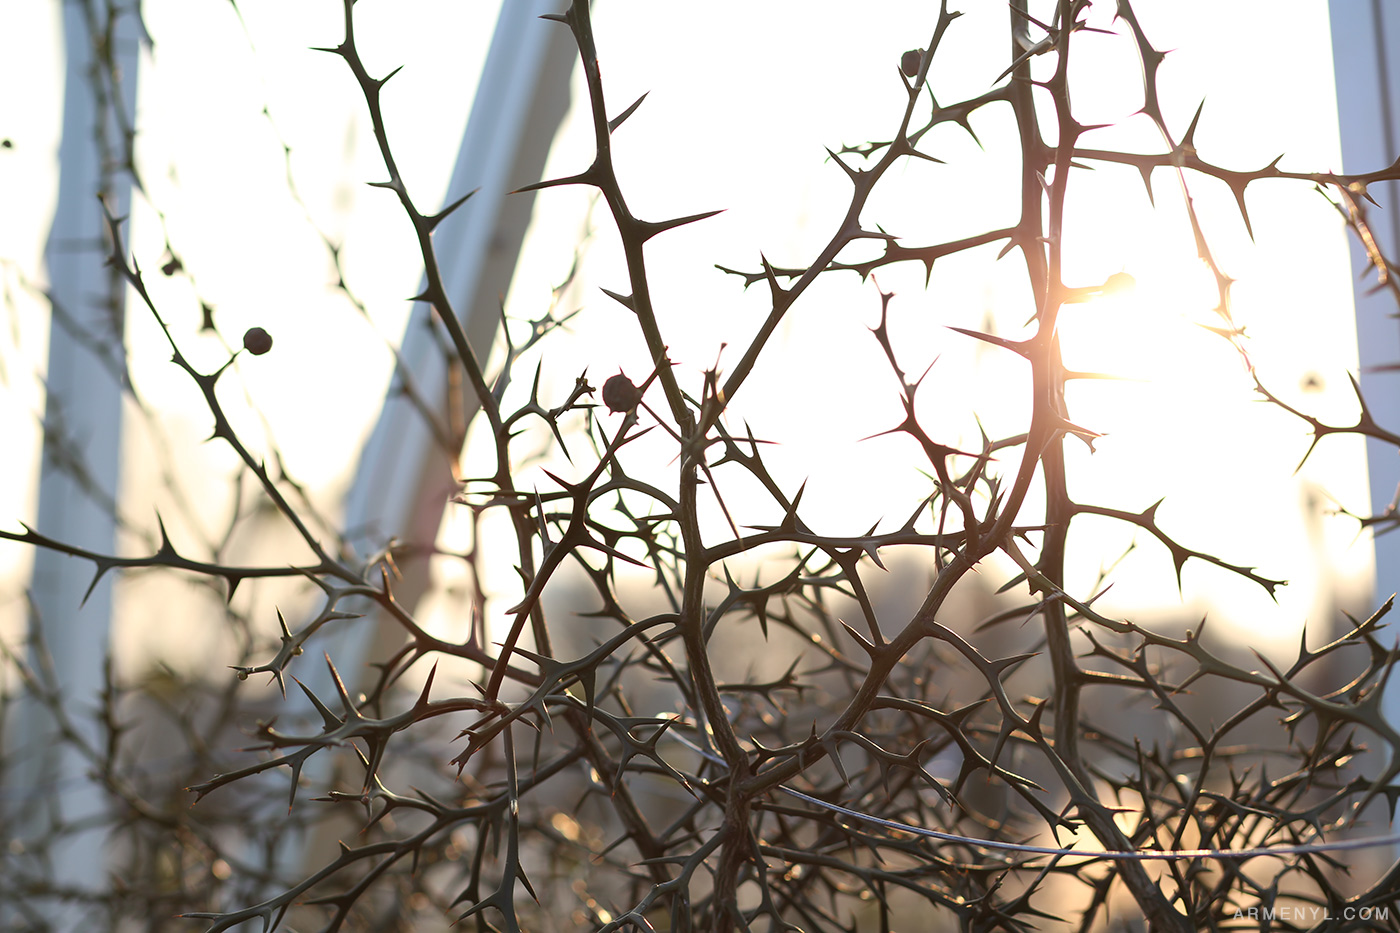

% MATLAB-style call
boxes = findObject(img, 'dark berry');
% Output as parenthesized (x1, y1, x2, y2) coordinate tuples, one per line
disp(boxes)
(243, 327, 273, 356)
(601, 373, 641, 413)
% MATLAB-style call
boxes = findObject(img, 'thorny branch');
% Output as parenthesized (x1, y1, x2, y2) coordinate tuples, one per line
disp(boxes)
(5, 1, 1400, 931)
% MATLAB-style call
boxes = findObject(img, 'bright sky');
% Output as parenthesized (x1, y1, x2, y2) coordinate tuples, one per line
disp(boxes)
(0, 0, 1374, 665)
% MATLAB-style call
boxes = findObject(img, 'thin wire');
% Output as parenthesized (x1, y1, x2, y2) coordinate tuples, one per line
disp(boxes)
(670, 731, 1400, 863)
(777, 786, 1400, 863)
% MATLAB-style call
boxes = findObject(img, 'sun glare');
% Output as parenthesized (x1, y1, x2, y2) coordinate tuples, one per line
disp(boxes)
(1056, 232, 1370, 645)
(1059, 258, 1224, 386)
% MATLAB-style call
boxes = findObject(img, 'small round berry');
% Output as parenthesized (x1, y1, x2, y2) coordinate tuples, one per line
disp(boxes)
(901, 49, 924, 78)
(601, 373, 642, 413)
(243, 327, 273, 356)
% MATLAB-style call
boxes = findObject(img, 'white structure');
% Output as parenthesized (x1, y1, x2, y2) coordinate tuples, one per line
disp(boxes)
(8, 2, 139, 926)
(1329, 4, 1400, 731)
(282, 0, 574, 877)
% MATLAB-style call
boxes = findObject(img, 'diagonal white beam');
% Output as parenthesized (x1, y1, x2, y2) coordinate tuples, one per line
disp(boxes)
(280, 0, 576, 881)
(323, 0, 574, 691)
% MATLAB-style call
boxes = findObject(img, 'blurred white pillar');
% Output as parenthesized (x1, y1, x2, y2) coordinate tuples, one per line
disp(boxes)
(8, 0, 141, 926)
(1329, 1, 1400, 729)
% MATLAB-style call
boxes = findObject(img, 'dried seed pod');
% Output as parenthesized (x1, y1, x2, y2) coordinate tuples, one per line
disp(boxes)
(243, 327, 273, 356)
(601, 373, 642, 413)
(901, 49, 924, 78)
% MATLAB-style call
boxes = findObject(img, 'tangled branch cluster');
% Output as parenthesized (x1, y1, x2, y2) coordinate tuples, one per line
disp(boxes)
(6, 1, 1400, 931)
